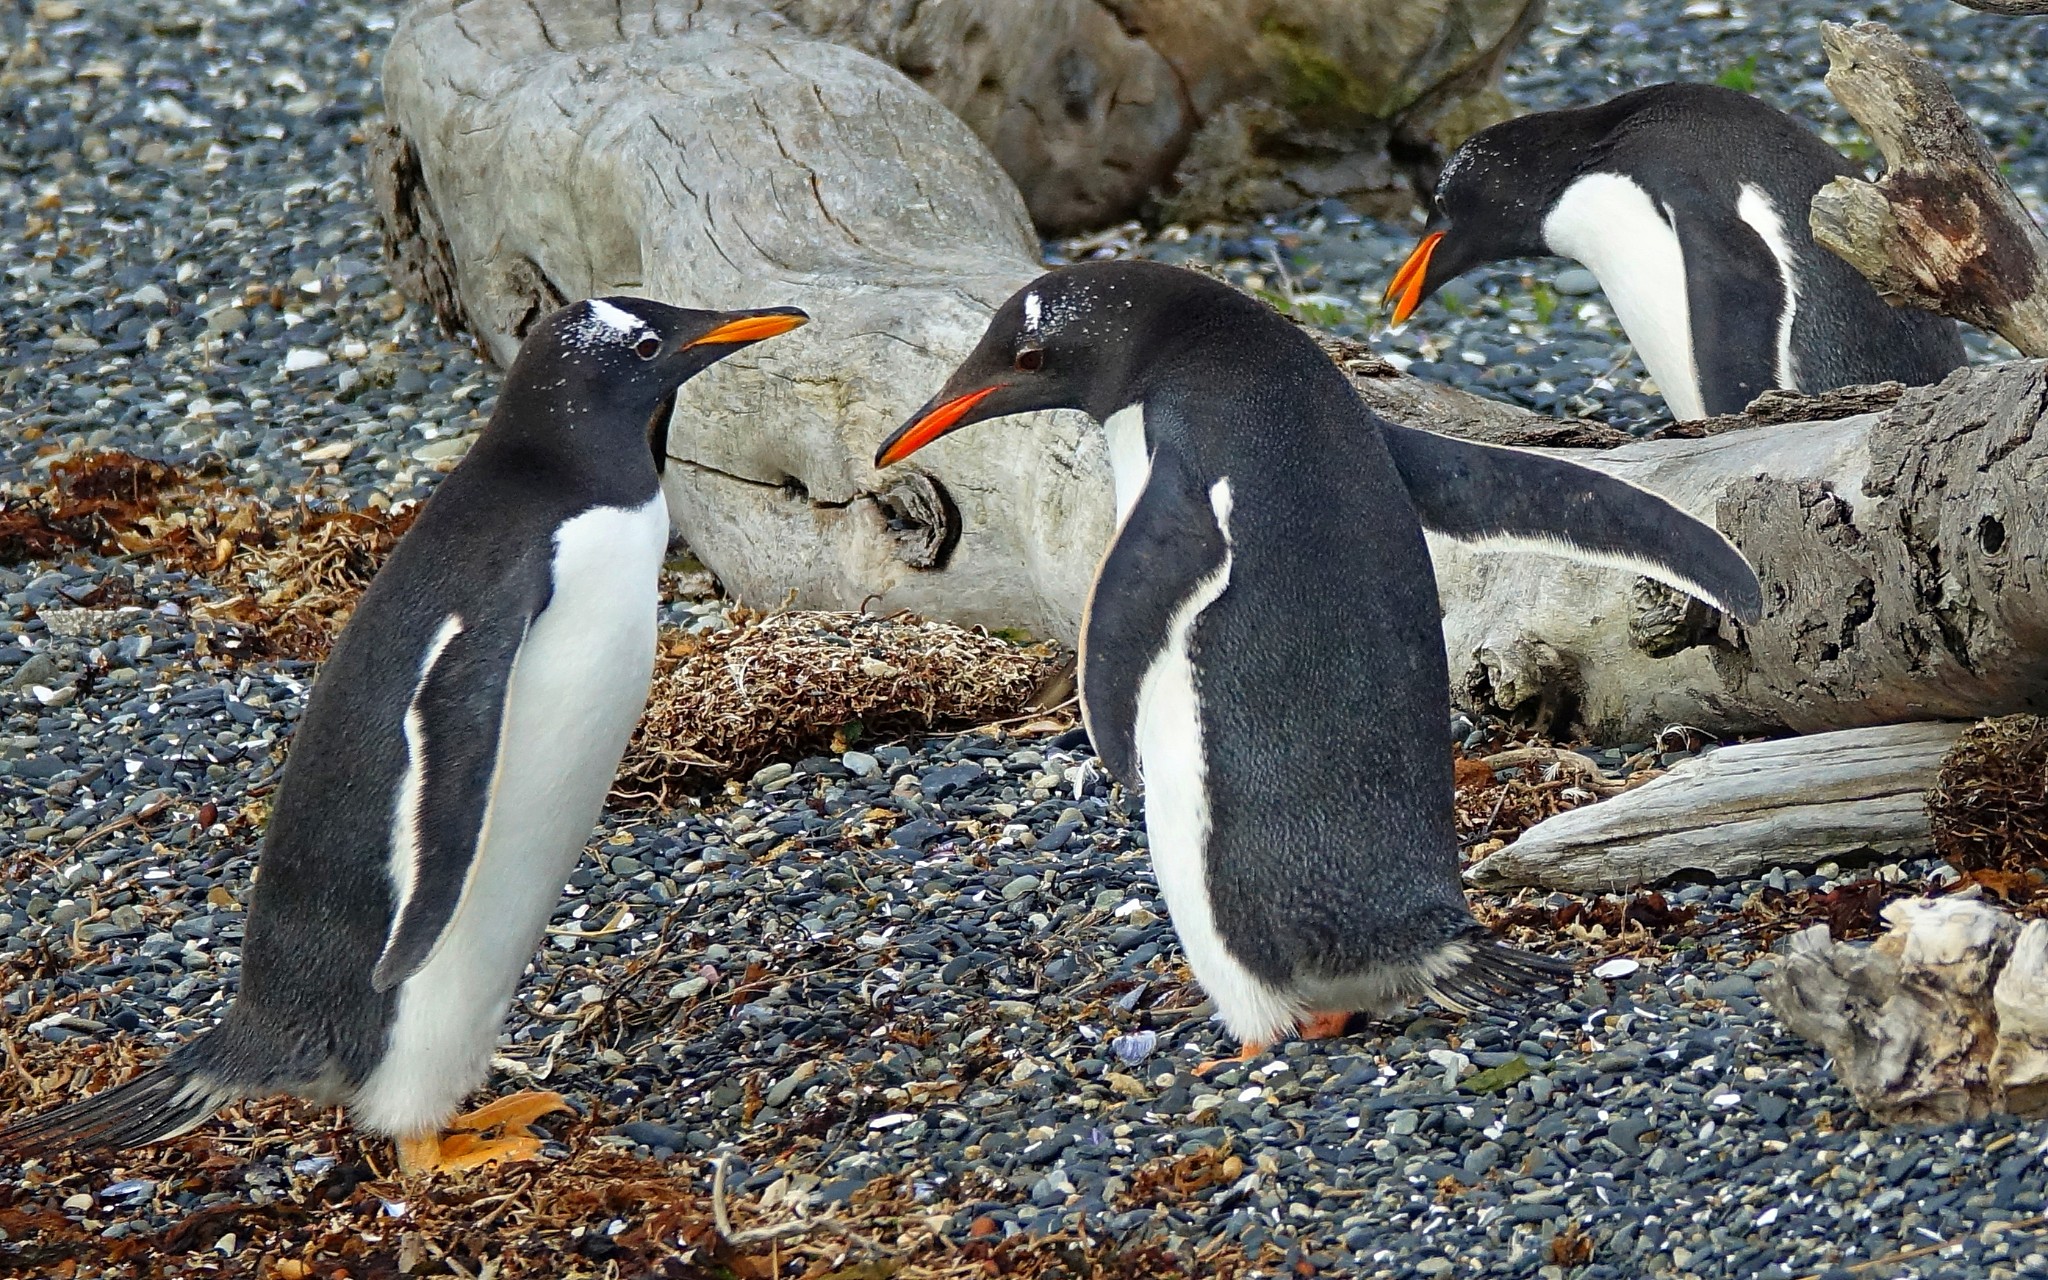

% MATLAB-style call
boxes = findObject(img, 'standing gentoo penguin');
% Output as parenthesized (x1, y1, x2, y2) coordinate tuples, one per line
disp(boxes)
(1385, 83, 1965, 419)
(0, 297, 806, 1172)
(875, 261, 1762, 1066)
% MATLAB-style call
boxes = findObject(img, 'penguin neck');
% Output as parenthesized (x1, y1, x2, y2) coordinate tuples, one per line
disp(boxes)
(470, 375, 665, 508)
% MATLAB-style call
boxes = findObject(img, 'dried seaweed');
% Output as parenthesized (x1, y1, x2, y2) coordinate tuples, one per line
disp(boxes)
(1930, 714, 2048, 879)
(616, 610, 1066, 806)
(0, 450, 414, 662)
(167, 504, 418, 661)
(0, 451, 190, 564)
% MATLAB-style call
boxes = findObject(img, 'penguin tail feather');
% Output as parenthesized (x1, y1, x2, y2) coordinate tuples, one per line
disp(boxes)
(1419, 933, 1575, 1016)
(0, 1063, 233, 1155)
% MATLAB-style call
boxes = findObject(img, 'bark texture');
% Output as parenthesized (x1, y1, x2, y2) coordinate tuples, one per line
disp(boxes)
(1467, 723, 1963, 891)
(1439, 361, 2048, 739)
(1762, 896, 2048, 1124)
(768, 0, 1543, 231)
(1811, 21, 2048, 357)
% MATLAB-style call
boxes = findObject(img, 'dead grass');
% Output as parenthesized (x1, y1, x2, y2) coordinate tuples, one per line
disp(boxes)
(616, 609, 1067, 807)
(166, 503, 417, 661)
(0, 451, 193, 563)
(1930, 715, 2048, 889)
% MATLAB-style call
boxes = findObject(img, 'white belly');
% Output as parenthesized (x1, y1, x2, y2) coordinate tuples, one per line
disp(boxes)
(353, 493, 669, 1136)
(1543, 171, 1706, 421)
(1131, 479, 1303, 1047)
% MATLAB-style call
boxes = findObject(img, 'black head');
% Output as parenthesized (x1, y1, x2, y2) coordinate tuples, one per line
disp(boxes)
(873, 261, 1257, 468)
(500, 296, 808, 470)
(1385, 106, 1616, 323)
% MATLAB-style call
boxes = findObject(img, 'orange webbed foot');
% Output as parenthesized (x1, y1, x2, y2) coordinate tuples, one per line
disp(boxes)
(394, 1090, 573, 1175)
(1296, 1010, 1356, 1040)
(1193, 1041, 1267, 1077)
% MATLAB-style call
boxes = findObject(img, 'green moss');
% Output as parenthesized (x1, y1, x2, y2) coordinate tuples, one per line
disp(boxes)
(1463, 1055, 1532, 1094)
(1258, 19, 1385, 120)
(989, 626, 1038, 646)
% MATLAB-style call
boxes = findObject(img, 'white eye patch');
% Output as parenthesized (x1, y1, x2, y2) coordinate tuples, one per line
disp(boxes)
(562, 298, 651, 351)
(586, 298, 643, 335)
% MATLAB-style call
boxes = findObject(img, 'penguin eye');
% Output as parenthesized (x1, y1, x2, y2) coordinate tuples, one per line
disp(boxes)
(1014, 347, 1044, 373)
(633, 335, 662, 360)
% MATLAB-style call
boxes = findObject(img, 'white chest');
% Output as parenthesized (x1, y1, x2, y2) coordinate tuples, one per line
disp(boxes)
(1127, 478, 1303, 1045)
(1543, 172, 1706, 421)
(1101, 403, 1152, 528)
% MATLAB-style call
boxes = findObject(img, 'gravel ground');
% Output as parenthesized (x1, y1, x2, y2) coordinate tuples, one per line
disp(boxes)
(7, 0, 2048, 1277)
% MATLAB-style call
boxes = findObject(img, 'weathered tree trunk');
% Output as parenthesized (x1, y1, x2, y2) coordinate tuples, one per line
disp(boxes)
(1436, 361, 2048, 739)
(765, 0, 1544, 232)
(1809, 21, 2048, 357)
(1468, 723, 1963, 891)
(382, 0, 1113, 645)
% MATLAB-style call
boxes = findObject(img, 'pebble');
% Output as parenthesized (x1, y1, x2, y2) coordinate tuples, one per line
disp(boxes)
(4, 4, 2045, 1278)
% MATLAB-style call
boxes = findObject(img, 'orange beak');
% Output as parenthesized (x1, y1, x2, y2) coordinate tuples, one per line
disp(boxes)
(874, 385, 1002, 468)
(1383, 230, 1446, 325)
(684, 311, 809, 347)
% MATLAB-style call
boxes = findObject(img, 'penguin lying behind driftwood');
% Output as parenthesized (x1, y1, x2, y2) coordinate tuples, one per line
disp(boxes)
(875, 260, 1762, 1070)
(0, 297, 806, 1172)
(1385, 82, 1965, 420)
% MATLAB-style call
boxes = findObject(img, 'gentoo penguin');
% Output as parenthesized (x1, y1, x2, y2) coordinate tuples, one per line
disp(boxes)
(0, 296, 806, 1171)
(1385, 83, 1965, 420)
(875, 261, 1761, 1065)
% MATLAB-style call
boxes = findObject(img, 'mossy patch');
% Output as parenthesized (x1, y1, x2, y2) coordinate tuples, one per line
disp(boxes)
(1256, 19, 1390, 122)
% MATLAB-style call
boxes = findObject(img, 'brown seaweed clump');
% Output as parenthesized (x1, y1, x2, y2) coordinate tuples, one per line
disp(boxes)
(616, 609, 1066, 807)
(1929, 714, 2048, 877)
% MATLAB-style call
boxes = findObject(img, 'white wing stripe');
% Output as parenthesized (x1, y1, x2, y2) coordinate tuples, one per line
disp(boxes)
(1737, 183, 1801, 391)
(379, 614, 465, 962)
(1442, 531, 1736, 615)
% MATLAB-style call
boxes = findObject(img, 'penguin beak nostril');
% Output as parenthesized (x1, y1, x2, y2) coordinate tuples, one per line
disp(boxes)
(873, 385, 1002, 469)
(684, 310, 810, 348)
(1384, 230, 1446, 325)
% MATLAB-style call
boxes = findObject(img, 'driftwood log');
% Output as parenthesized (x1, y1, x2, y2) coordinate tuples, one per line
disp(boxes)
(381, 0, 1113, 644)
(381, 0, 2048, 741)
(1810, 21, 2048, 357)
(1467, 723, 1964, 891)
(765, 0, 1543, 232)
(1761, 895, 2048, 1124)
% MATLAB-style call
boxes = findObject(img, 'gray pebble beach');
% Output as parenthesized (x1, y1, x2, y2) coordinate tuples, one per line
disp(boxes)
(5, 0, 2048, 1275)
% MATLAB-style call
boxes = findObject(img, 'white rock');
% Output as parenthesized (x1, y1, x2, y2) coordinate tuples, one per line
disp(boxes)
(1592, 957, 1640, 980)
(283, 347, 330, 372)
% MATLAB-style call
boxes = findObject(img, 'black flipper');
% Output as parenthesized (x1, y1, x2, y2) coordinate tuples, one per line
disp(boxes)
(1674, 203, 1789, 415)
(370, 602, 545, 992)
(0, 1059, 233, 1153)
(1078, 446, 1229, 784)
(1377, 419, 1763, 622)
